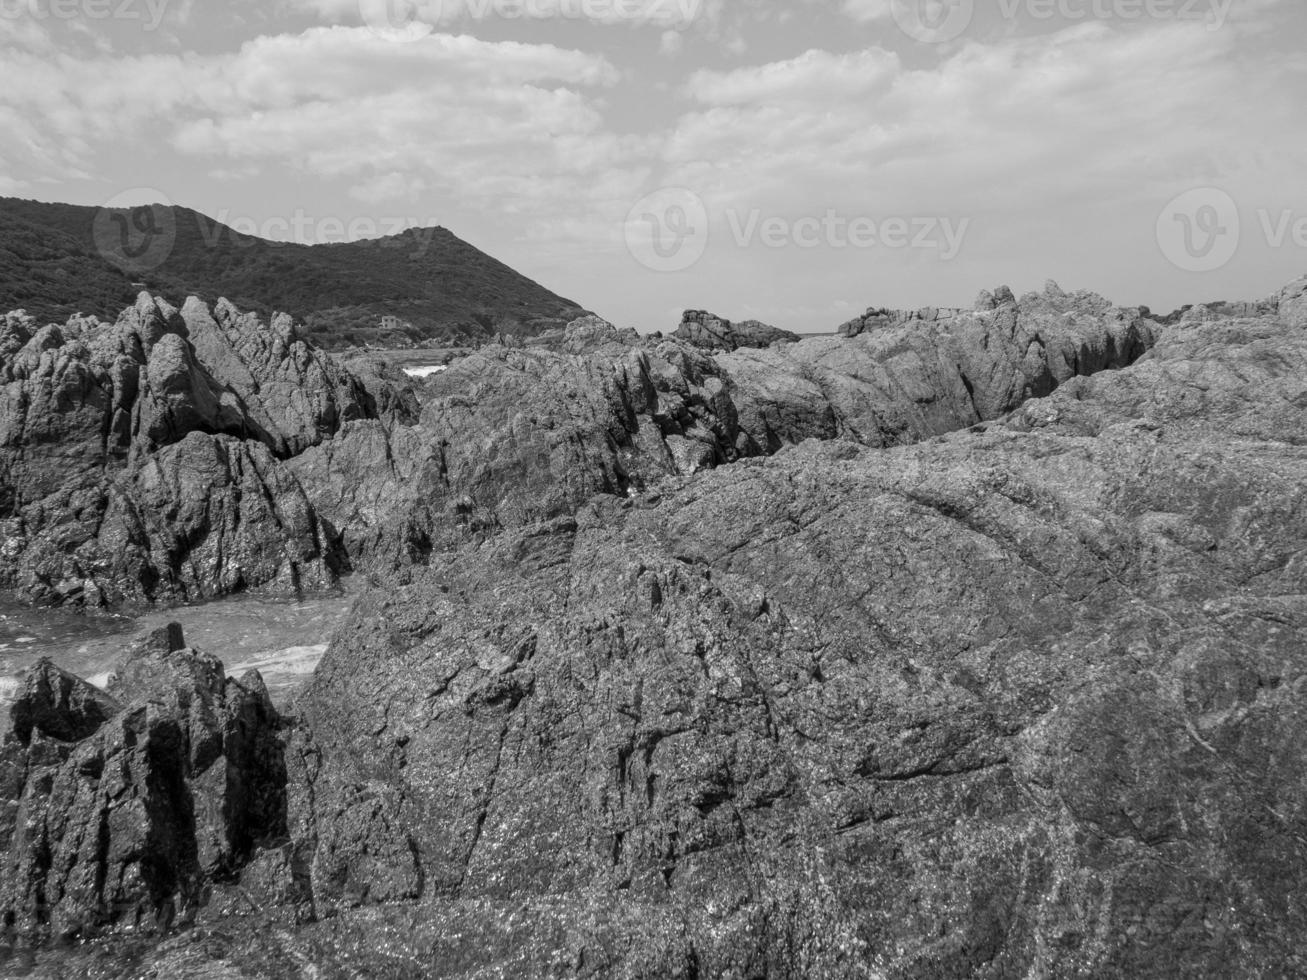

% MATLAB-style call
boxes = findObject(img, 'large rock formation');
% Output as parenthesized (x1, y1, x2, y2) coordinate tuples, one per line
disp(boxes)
(674, 310, 800, 351)
(0, 625, 287, 951)
(3, 284, 1307, 978)
(0, 284, 1156, 610)
(269, 299, 1307, 977)
(289, 285, 1155, 575)
(0, 293, 407, 608)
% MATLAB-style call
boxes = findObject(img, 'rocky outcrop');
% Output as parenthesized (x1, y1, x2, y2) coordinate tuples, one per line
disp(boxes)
(289, 285, 1156, 578)
(1, 284, 1157, 609)
(839, 304, 972, 336)
(0, 625, 287, 951)
(275, 301, 1307, 977)
(1279, 274, 1307, 327)
(673, 311, 800, 351)
(720, 281, 1153, 452)
(6, 285, 1307, 977)
(0, 293, 405, 608)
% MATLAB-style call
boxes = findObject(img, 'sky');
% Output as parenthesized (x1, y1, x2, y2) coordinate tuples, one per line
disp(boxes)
(1, 0, 1305, 333)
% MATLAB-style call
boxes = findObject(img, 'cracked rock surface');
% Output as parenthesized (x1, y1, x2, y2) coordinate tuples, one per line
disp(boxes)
(5, 282, 1307, 978)
(235, 298, 1304, 978)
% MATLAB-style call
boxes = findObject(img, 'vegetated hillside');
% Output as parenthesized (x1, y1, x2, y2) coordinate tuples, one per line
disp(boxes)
(0, 197, 590, 349)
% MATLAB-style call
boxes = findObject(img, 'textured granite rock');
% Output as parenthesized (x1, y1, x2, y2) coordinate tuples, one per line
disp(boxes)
(7, 285, 1307, 978)
(290, 286, 1156, 578)
(0, 626, 287, 951)
(271, 298, 1305, 977)
(673, 311, 800, 351)
(0, 293, 401, 608)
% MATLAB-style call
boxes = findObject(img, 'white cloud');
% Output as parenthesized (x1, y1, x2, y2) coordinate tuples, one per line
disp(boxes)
(301, 0, 709, 30)
(349, 172, 429, 203)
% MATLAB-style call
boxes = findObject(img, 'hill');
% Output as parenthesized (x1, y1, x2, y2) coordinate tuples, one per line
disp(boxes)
(0, 197, 590, 348)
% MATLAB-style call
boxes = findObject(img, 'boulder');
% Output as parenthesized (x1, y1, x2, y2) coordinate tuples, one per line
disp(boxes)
(286, 304, 1307, 977)
(673, 311, 799, 351)
(0, 625, 288, 949)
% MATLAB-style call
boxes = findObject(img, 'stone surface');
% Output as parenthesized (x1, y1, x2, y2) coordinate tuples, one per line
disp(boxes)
(0, 625, 288, 951)
(4, 283, 1307, 978)
(673, 311, 800, 351)
(289, 288, 1156, 577)
(0, 293, 405, 608)
(278, 302, 1307, 978)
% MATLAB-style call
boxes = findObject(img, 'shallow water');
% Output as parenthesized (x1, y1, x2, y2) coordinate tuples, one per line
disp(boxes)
(0, 585, 359, 724)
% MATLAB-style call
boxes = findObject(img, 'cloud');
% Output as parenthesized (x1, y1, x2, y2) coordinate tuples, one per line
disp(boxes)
(659, 28, 685, 55)
(662, 20, 1306, 221)
(299, 0, 710, 30)
(840, 0, 891, 22)
(349, 171, 429, 203)
(0, 26, 635, 221)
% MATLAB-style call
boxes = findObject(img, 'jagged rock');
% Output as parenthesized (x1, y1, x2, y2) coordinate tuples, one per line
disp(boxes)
(0, 293, 405, 608)
(725, 291, 1154, 452)
(178, 297, 373, 458)
(0, 625, 288, 950)
(561, 314, 640, 355)
(284, 303, 1307, 977)
(837, 305, 971, 337)
(673, 311, 799, 351)
(7, 661, 119, 745)
(1279, 274, 1307, 327)
(289, 288, 1156, 578)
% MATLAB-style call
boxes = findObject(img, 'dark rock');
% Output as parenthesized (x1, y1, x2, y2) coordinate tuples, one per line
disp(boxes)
(289, 287, 1156, 579)
(0, 293, 406, 608)
(283, 299, 1307, 977)
(8, 660, 120, 746)
(0, 625, 289, 949)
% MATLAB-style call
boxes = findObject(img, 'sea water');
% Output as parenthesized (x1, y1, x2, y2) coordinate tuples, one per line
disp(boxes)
(0, 585, 359, 725)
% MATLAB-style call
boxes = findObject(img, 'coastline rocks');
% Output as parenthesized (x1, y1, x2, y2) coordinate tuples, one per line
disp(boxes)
(721, 285, 1154, 452)
(289, 304, 1307, 977)
(1279, 274, 1307, 327)
(0, 625, 288, 950)
(560, 314, 641, 355)
(289, 286, 1158, 579)
(673, 311, 800, 351)
(0, 293, 403, 608)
